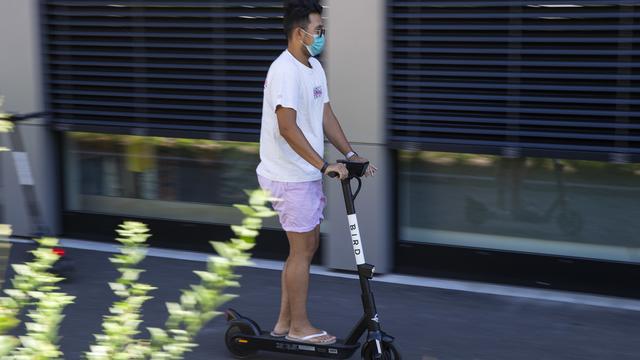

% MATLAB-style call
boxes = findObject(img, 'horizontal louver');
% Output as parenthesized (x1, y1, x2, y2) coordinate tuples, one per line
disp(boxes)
(388, 1, 639, 162)
(42, 0, 287, 141)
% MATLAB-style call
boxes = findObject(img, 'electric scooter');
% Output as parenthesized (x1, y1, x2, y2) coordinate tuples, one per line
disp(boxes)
(0, 110, 74, 278)
(224, 160, 400, 359)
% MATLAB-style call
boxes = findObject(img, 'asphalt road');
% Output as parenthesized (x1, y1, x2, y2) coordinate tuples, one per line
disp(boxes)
(3, 242, 640, 360)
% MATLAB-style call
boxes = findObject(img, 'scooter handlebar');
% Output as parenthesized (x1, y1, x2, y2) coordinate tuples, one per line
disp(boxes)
(325, 160, 369, 179)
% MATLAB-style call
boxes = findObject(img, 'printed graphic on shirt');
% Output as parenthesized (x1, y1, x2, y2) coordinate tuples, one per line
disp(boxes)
(313, 86, 323, 99)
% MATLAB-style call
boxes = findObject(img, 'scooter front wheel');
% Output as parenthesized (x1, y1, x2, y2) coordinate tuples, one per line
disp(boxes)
(225, 325, 257, 358)
(361, 340, 401, 360)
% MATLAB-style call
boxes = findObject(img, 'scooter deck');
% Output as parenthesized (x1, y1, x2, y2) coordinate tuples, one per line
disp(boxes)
(231, 331, 360, 359)
(225, 308, 360, 359)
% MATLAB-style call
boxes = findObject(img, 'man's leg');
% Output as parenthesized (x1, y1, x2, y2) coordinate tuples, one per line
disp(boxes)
(273, 225, 322, 335)
(280, 224, 334, 342)
(272, 258, 291, 334)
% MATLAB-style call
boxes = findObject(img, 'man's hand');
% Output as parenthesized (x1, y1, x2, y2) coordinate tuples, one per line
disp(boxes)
(348, 155, 378, 177)
(324, 163, 349, 180)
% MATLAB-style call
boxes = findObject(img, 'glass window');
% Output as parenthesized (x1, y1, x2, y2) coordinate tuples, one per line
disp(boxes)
(399, 151, 640, 264)
(64, 132, 280, 228)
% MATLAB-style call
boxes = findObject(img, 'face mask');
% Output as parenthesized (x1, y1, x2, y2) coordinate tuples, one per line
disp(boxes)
(300, 28, 325, 57)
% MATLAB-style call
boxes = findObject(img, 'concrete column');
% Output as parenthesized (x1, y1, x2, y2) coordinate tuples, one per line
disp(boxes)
(0, 0, 60, 236)
(323, 0, 391, 272)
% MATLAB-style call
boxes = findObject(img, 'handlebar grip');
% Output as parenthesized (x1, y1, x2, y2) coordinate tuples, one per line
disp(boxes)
(327, 171, 338, 178)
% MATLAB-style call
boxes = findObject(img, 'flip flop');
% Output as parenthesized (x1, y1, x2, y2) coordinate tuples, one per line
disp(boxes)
(285, 330, 336, 345)
(270, 330, 288, 338)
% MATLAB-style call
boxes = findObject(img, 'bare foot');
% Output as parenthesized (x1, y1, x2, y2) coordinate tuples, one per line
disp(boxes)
(271, 321, 290, 336)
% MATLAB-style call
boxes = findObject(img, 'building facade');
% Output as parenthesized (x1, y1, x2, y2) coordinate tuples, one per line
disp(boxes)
(1, 1, 639, 291)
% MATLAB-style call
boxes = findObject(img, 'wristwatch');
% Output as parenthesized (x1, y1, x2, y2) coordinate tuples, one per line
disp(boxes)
(345, 151, 358, 160)
(320, 161, 329, 174)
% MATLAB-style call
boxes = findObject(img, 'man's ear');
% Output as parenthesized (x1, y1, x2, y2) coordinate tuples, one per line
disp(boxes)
(297, 28, 308, 43)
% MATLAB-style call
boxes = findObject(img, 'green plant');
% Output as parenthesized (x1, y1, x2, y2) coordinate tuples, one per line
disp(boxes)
(86, 188, 277, 360)
(0, 234, 75, 359)
(85, 221, 156, 360)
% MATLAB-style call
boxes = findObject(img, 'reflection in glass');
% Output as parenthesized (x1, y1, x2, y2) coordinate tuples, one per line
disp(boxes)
(399, 151, 640, 263)
(64, 132, 276, 227)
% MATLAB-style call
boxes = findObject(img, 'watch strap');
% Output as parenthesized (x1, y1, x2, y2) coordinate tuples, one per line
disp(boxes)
(345, 151, 358, 159)
(320, 161, 329, 174)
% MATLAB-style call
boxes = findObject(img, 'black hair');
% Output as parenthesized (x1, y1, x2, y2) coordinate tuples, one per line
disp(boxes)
(283, 0, 323, 40)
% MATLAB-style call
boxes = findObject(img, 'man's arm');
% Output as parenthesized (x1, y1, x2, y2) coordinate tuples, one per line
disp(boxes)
(277, 105, 348, 179)
(277, 106, 325, 169)
(323, 102, 353, 157)
(322, 102, 378, 177)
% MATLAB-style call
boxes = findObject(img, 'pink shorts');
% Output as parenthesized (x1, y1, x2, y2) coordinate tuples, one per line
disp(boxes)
(257, 174, 326, 233)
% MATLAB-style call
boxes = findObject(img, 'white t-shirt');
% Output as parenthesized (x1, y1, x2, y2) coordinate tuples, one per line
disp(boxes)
(256, 50, 330, 182)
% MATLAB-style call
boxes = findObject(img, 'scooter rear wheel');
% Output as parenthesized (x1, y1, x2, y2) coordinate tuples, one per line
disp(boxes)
(225, 325, 257, 358)
(361, 340, 401, 360)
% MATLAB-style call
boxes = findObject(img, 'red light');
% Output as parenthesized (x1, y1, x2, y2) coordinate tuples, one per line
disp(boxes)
(52, 248, 65, 257)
